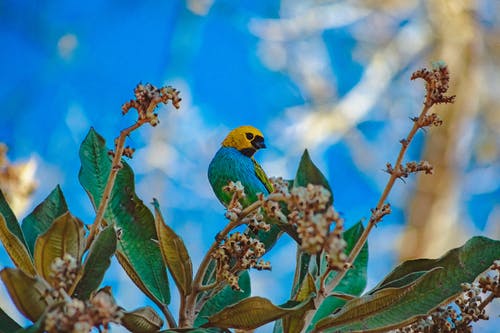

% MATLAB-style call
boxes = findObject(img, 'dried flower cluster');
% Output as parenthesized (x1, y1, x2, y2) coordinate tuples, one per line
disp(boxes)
(385, 161, 434, 180)
(223, 181, 246, 222)
(211, 231, 270, 291)
(268, 178, 346, 260)
(395, 261, 500, 333)
(221, 178, 347, 275)
(412, 113, 443, 128)
(42, 255, 123, 332)
(50, 254, 79, 291)
(287, 184, 343, 259)
(369, 203, 391, 225)
(44, 288, 123, 333)
(122, 83, 181, 126)
(478, 260, 500, 296)
(122, 146, 136, 158)
(411, 61, 456, 107)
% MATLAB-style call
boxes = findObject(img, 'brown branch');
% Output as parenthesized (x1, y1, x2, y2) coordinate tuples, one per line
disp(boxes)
(301, 65, 453, 332)
(159, 303, 177, 328)
(325, 100, 433, 296)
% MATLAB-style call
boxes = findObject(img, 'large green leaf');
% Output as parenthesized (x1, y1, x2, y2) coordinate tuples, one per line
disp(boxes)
(0, 191, 29, 255)
(204, 296, 315, 330)
(294, 149, 333, 206)
(21, 185, 68, 256)
(78, 128, 170, 306)
(315, 236, 500, 332)
(308, 221, 368, 331)
(73, 225, 117, 300)
(0, 307, 22, 333)
(195, 271, 251, 327)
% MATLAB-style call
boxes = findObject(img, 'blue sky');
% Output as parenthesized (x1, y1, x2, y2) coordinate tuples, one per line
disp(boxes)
(1, 1, 499, 332)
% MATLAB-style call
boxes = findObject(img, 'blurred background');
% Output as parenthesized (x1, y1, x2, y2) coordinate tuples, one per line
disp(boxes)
(1, 0, 499, 331)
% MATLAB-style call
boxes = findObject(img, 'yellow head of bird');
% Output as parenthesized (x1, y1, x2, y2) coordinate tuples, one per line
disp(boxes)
(222, 125, 266, 157)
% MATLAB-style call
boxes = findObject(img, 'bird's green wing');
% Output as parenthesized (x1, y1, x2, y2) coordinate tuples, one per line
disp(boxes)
(252, 158, 274, 193)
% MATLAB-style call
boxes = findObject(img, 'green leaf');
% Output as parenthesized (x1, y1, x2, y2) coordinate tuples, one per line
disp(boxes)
(13, 318, 45, 333)
(78, 128, 170, 306)
(195, 271, 251, 327)
(283, 273, 317, 333)
(315, 270, 435, 332)
(315, 236, 500, 332)
(368, 271, 428, 294)
(121, 306, 164, 333)
(13, 312, 45, 333)
(291, 250, 312, 297)
(73, 225, 117, 300)
(308, 221, 368, 330)
(0, 214, 35, 276)
(153, 199, 192, 296)
(203, 296, 315, 330)
(0, 268, 52, 322)
(21, 185, 68, 256)
(34, 212, 85, 287)
(294, 149, 333, 206)
(0, 307, 22, 333)
(0, 191, 30, 256)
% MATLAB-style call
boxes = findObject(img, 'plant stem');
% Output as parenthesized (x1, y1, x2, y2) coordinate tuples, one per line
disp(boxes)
(477, 291, 496, 311)
(159, 303, 177, 328)
(85, 120, 145, 251)
(182, 219, 238, 327)
(181, 192, 286, 327)
(300, 97, 434, 333)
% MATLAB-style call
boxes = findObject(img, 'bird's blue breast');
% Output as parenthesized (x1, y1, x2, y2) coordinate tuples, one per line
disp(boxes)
(208, 147, 269, 206)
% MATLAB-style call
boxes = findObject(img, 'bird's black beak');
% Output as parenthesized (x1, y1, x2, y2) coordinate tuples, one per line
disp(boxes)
(251, 135, 266, 149)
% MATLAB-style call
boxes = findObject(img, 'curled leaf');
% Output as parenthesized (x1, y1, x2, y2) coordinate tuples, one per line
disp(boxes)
(204, 296, 315, 330)
(283, 273, 317, 333)
(0, 268, 53, 322)
(122, 306, 164, 333)
(0, 214, 35, 276)
(34, 212, 85, 287)
(153, 200, 192, 296)
(115, 250, 166, 307)
(21, 185, 69, 256)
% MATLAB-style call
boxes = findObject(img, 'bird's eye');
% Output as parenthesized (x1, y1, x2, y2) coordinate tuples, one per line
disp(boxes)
(245, 132, 254, 140)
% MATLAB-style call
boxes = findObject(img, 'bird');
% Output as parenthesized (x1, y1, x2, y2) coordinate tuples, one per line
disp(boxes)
(208, 125, 273, 208)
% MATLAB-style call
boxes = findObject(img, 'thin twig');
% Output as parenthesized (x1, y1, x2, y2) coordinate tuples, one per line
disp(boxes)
(300, 94, 435, 332)
(159, 303, 177, 328)
(181, 192, 286, 327)
(85, 120, 145, 251)
(477, 292, 496, 311)
(182, 219, 238, 327)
